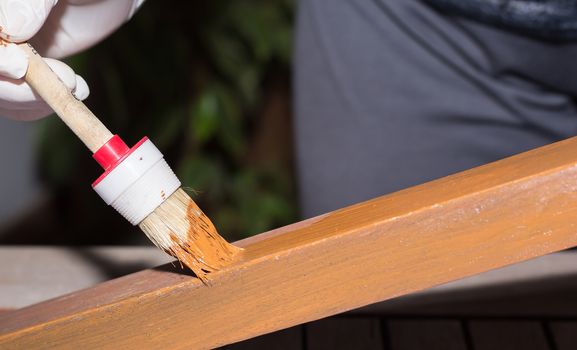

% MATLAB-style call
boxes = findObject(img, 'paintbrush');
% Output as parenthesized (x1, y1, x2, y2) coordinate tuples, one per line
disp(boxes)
(19, 43, 242, 283)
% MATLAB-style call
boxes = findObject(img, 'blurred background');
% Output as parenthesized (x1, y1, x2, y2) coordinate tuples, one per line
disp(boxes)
(0, 0, 296, 245)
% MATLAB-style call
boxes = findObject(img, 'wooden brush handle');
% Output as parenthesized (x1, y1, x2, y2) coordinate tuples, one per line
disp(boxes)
(19, 43, 113, 153)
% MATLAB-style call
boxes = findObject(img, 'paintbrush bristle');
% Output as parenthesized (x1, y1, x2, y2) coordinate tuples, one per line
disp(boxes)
(139, 188, 242, 282)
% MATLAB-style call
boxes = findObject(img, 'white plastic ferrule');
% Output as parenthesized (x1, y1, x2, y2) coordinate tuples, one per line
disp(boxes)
(92, 138, 181, 225)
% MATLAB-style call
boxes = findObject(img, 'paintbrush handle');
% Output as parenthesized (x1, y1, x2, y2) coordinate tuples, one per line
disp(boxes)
(19, 43, 113, 153)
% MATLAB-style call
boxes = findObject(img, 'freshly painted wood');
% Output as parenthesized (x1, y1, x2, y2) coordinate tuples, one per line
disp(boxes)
(468, 320, 550, 350)
(4, 248, 577, 316)
(306, 317, 383, 350)
(4, 137, 577, 349)
(387, 320, 467, 350)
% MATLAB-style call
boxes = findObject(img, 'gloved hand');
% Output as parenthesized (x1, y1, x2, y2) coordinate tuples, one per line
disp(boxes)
(0, 0, 144, 121)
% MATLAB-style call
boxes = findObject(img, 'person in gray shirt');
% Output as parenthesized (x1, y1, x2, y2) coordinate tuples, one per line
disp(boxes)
(294, 0, 577, 218)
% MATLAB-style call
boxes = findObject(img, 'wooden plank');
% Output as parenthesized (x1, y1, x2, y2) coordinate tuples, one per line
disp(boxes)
(3, 137, 577, 349)
(468, 320, 550, 350)
(387, 319, 467, 350)
(224, 326, 303, 350)
(548, 321, 577, 350)
(306, 317, 383, 350)
(5, 247, 577, 317)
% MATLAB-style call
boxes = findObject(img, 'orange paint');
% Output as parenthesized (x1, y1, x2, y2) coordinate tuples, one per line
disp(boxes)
(138, 188, 242, 284)
(166, 199, 242, 283)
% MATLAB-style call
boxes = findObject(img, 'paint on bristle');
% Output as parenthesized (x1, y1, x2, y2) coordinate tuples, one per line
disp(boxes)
(22, 46, 239, 286)
(91, 135, 241, 283)
(139, 188, 242, 283)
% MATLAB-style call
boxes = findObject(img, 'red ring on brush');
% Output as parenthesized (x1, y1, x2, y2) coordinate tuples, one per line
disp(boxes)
(93, 135, 130, 170)
(92, 135, 149, 187)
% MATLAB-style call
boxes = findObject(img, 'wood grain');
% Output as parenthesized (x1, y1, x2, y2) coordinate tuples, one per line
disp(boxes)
(4, 137, 577, 349)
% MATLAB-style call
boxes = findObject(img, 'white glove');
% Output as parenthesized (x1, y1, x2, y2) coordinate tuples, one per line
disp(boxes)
(0, 0, 144, 121)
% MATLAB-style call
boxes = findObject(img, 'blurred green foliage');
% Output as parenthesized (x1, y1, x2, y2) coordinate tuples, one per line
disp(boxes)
(37, 0, 296, 241)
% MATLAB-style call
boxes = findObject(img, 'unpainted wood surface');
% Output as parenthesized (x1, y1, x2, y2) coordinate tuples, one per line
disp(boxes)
(4, 137, 577, 349)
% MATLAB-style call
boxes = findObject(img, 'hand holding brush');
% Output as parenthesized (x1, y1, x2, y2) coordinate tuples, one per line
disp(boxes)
(4, 40, 242, 282)
(0, 1, 242, 282)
